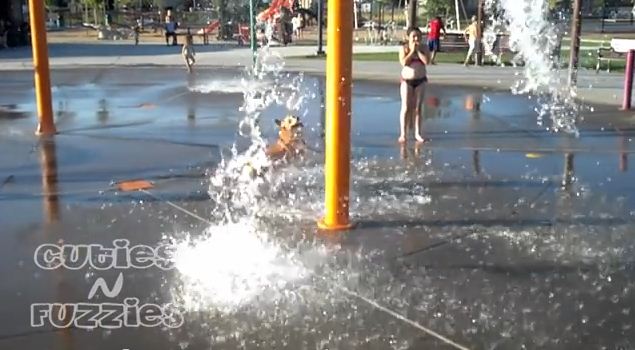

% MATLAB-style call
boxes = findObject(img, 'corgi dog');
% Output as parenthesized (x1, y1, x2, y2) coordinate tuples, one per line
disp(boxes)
(265, 115, 305, 160)
(243, 115, 305, 179)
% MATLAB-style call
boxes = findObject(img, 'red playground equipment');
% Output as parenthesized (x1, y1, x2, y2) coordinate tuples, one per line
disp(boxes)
(235, 24, 251, 46)
(197, 20, 221, 35)
(257, 0, 295, 22)
(194, 0, 297, 46)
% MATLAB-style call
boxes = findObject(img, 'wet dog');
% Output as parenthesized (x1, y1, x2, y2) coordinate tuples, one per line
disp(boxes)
(244, 115, 305, 178)
(265, 115, 305, 160)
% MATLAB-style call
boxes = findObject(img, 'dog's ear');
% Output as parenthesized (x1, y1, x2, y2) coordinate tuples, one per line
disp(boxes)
(274, 119, 281, 127)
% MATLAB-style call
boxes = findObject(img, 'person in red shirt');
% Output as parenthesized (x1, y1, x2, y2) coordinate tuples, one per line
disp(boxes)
(426, 16, 446, 64)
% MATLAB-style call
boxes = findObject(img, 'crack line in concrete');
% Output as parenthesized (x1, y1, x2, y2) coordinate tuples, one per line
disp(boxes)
(0, 326, 79, 342)
(397, 180, 555, 259)
(336, 285, 471, 350)
(399, 231, 480, 259)
(0, 175, 14, 190)
(62, 131, 219, 149)
(140, 189, 213, 225)
(137, 188, 471, 349)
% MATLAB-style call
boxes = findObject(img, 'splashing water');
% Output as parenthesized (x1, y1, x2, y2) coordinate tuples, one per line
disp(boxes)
(189, 78, 271, 94)
(483, 0, 579, 135)
(168, 39, 316, 313)
(210, 47, 311, 223)
(169, 219, 310, 313)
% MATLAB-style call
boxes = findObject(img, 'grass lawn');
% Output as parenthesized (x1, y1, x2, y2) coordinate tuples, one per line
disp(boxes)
(582, 32, 635, 41)
(294, 49, 626, 72)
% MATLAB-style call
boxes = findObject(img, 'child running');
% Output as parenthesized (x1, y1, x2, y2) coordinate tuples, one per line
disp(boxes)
(182, 34, 196, 73)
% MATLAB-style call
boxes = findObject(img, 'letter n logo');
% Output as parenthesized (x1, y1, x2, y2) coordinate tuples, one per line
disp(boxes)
(87, 272, 124, 299)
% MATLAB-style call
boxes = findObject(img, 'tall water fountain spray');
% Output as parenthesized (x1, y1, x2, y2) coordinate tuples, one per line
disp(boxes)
(168, 30, 315, 313)
(483, 0, 580, 135)
(208, 26, 311, 222)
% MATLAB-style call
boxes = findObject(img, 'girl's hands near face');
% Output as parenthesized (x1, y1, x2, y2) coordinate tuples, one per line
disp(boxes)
(409, 39, 417, 52)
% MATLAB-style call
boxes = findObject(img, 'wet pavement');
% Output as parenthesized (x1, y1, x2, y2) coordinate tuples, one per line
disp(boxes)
(1, 67, 635, 350)
(1, 42, 630, 109)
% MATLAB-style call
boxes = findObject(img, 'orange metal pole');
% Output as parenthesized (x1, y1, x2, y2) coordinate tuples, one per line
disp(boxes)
(318, 0, 354, 231)
(29, 0, 56, 135)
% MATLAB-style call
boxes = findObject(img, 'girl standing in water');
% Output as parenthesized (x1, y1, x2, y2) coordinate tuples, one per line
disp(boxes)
(398, 27, 430, 143)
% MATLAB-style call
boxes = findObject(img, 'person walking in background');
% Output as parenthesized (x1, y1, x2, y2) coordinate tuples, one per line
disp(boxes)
(133, 18, 141, 45)
(257, 28, 267, 47)
(463, 16, 478, 66)
(426, 16, 446, 65)
(292, 14, 302, 39)
(298, 14, 304, 39)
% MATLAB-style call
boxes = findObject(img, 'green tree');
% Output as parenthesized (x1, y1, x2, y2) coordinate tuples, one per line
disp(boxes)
(118, 0, 153, 9)
(548, 0, 570, 9)
(80, 0, 105, 24)
(211, 0, 228, 37)
(423, 0, 453, 20)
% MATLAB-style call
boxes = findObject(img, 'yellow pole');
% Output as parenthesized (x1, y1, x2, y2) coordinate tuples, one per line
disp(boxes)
(29, 0, 56, 135)
(318, 0, 354, 231)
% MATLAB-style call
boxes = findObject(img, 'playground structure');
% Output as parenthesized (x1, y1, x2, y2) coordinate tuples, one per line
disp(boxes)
(257, 0, 295, 22)
(257, 0, 296, 45)
(197, 20, 221, 35)
(208, 0, 300, 46)
(193, 0, 297, 47)
(84, 0, 314, 47)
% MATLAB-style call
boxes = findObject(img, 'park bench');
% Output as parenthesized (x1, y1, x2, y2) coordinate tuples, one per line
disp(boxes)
(176, 28, 212, 45)
(596, 46, 626, 73)
(436, 32, 514, 55)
